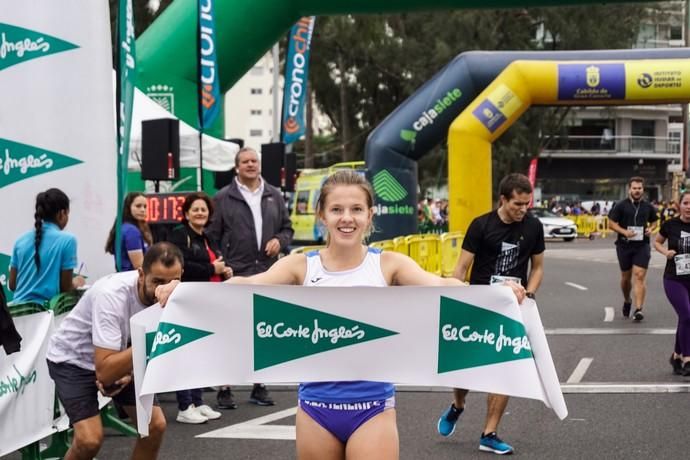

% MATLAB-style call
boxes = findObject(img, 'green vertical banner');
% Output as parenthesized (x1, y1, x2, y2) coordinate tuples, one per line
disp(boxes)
(281, 16, 316, 144)
(198, 0, 220, 130)
(116, 0, 136, 270)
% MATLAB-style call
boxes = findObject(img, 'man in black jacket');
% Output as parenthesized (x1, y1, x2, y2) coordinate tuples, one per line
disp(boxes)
(207, 146, 293, 408)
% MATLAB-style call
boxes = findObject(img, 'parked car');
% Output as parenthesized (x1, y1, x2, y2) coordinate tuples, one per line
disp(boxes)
(529, 208, 578, 242)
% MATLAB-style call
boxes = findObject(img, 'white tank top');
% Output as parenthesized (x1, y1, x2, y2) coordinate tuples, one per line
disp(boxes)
(299, 246, 393, 402)
(303, 247, 387, 287)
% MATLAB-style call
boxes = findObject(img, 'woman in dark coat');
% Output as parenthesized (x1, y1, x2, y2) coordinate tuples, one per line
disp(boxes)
(168, 192, 231, 424)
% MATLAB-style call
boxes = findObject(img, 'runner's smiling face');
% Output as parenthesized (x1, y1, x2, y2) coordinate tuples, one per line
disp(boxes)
(319, 185, 374, 245)
(499, 191, 531, 223)
(629, 181, 644, 202)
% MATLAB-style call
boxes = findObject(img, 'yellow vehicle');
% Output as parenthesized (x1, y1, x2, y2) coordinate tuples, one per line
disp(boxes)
(290, 161, 365, 243)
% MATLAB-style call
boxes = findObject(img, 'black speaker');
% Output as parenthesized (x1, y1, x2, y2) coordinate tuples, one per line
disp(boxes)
(261, 142, 285, 188)
(284, 152, 297, 192)
(226, 138, 244, 149)
(214, 168, 236, 190)
(141, 119, 180, 181)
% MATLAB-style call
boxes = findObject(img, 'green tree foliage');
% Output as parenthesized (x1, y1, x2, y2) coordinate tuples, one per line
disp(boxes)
(108, 0, 173, 62)
(307, 5, 648, 192)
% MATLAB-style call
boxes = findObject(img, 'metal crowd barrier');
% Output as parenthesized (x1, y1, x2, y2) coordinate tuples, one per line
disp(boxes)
(289, 244, 326, 254)
(440, 231, 464, 277)
(405, 234, 442, 275)
(293, 232, 464, 277)
(566, 215, 610, 239)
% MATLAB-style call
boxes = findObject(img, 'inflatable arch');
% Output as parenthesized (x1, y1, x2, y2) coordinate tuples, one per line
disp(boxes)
(136, 0, 658, 137)
(447, 58, 690, 233)
(364, 48, 690, 241)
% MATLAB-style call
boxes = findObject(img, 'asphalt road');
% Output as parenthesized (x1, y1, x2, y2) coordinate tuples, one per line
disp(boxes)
(7, 237, 689, 459)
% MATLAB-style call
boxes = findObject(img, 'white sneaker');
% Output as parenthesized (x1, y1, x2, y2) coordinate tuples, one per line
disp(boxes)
(196, 404, 222, 420)
(176, 405, 208, 424)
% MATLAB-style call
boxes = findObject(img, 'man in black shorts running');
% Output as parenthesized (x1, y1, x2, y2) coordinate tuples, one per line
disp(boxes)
(608, 176, 659, 321)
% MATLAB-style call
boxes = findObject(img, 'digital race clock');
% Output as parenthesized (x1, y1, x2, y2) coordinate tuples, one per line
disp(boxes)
(145, 193, 189, 224)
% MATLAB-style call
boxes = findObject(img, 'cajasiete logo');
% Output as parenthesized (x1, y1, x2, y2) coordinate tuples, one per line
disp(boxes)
(0, 23, 78, 72)
(253, 294, 398, 370)
(0, 138, 82, 188)
(148, 322, 213, 361)
(438, 296, 533, 373)
(372, 170, 415, 216)
(400, 87, 462, 146)
(146, 84, 175, 113)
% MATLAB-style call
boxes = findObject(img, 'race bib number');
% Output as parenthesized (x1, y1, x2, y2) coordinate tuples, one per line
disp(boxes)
(490, 275, 522, 286)
(628, 226, 644, 241)
(674, 254, 690, 276)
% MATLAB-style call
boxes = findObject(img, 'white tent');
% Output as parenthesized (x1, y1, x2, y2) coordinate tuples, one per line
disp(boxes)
(127, 87, 238, 172)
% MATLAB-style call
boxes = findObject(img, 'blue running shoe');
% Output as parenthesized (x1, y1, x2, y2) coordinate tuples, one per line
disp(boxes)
(479, 432, 514, 455)
(437, 404, 463, 437)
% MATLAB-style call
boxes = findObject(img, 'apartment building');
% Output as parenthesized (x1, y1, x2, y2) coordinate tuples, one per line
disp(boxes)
(537, 1, 686, 203)
(223, 52, 332, 149)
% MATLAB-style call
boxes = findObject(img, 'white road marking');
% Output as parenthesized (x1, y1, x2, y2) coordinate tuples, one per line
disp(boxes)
(197, 406, 297, 440)
(564, 281, 588, 290)
(604, 307, 614, 322)
(561, 383, 690, 393)
(566, 358, 593, 383)
(545, 328, 674, 335)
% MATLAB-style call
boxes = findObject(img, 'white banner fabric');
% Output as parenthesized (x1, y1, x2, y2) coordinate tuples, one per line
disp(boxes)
(133, 284, 567, 435)
(0, 312, 55, 456)
(0, 0, 116, 291)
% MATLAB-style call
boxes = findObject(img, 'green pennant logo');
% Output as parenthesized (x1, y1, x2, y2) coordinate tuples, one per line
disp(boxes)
(0, 23, 79, 72)
(0, 252, 12, 303)
(372, 170, 408, 202)
(148, 322, 213, 361)
(400, 129, 417, 146)
(254, 294, 399, 370)
(438, 296, 533, 373)
(145, 331, 156, 363)
(0, 138, 82, 188)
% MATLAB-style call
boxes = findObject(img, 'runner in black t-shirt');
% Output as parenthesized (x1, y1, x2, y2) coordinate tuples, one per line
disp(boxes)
(608, 177, 659, 321)
(436, 173, 543, 455)
(654, 191, 690, 376)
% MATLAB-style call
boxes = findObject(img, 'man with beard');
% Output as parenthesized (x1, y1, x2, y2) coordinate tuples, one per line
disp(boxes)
(46, 243, 183, 460)
(436, 173, 542, 455)
(608, 176, 659, 321)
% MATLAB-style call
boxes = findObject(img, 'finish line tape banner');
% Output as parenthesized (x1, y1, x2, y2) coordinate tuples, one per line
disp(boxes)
(133, 284, 566, 435)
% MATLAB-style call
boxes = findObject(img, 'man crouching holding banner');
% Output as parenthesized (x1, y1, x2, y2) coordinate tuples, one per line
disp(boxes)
(46, 243, 183, 460)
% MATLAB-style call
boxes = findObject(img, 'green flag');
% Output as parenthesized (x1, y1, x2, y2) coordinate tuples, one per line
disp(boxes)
(438, 296, 533, 373)
(253, 294, 398, 370)
(115, 0, 136, 271)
